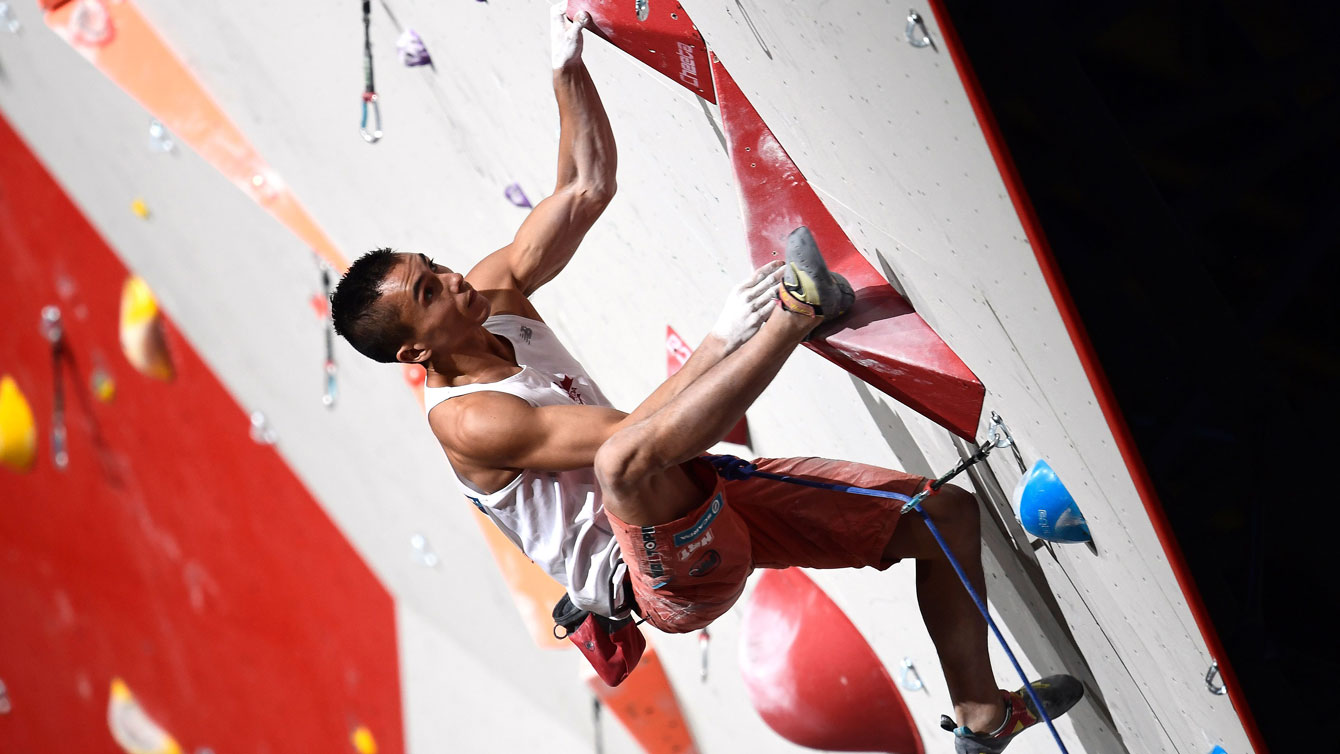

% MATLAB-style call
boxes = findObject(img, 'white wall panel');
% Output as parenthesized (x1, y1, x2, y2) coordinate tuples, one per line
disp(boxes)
(1, 0, 1254, 752)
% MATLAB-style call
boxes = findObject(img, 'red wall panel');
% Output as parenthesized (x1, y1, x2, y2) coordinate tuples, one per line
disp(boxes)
(0, 114, 403, 754)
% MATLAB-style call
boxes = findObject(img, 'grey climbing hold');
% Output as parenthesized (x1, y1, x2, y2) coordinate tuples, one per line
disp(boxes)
(249, 411, 277, 445)
(410, 532, 439, 567)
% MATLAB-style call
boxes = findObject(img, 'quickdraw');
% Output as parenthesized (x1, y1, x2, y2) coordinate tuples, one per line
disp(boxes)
(40, 306, 69, 470)
(360, 0, 383, 143)
(319, 259, 339, 407)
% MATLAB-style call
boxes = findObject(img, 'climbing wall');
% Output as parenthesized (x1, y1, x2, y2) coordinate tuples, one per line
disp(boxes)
(0, 113, 405, 754)
(0, 1, 1252, 753)
(676, 2, 1253, 752)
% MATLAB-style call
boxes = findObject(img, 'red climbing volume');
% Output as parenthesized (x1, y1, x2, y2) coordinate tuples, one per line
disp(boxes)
(711, 55, 985, 440)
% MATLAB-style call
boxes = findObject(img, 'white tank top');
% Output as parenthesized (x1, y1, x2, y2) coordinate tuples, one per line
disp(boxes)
(423, 315, 624, 616)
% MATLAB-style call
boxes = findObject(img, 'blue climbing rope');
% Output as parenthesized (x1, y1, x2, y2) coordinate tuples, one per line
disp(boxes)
(705, 453, 1071, 754)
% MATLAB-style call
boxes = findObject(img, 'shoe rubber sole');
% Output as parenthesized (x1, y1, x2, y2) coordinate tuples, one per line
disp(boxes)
(951, 674, 1084, 754)
(777, 226, 854, 321)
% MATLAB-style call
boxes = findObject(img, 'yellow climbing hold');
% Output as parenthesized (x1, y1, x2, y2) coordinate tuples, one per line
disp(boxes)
(92, 367, 117, 403)
(107, 677, 183, 754)
(119, 276, 174, 381)
(0, 375, 37, 473)
(131, 198, 150, 219)
(351, 725, 378, 754)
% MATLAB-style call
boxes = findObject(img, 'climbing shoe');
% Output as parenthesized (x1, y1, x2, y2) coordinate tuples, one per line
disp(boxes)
(948, 674, 1084, 754)
(777, 226, 854, 323)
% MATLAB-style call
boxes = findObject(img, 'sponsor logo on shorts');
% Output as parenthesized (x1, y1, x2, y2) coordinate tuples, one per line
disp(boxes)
(673, 494, 723, 547)
(641, 525, 665, 581)
(678, 529, 715, 561)
(689, 550, 721, 577)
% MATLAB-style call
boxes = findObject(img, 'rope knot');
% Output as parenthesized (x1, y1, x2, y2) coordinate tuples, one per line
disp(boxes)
(703, 454, 755, 481)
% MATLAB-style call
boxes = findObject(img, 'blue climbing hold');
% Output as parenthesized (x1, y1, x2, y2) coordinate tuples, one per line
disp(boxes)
(1011, 459, 1091, 543)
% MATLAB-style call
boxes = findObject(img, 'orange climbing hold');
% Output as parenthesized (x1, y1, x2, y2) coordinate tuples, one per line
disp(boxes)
(118, 276, 174, 381)
(587, 646, 699, 754)
(0, 375, 37, 472)
(44, 0, 346, 270)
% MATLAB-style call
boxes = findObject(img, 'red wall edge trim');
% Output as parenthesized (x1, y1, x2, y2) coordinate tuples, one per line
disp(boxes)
(925, 1, 1268, 750)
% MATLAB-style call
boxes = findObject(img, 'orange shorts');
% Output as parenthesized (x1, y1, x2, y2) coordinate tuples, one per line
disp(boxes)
(607, 456, 926, 634)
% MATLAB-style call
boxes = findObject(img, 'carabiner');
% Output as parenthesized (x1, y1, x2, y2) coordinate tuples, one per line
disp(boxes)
(906, 10, 936, 50)
(899, 657, 925, 692)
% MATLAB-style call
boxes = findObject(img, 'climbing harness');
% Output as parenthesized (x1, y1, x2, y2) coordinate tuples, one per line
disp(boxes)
(360, 0, 383, 143)
(318, 259, 338, 408)
(705, 412, 1071, 754)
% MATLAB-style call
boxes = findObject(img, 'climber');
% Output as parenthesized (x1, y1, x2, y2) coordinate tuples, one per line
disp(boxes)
(329, 5, 1080, 751)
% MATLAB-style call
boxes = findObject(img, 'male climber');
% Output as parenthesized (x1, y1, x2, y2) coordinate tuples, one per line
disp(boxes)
(330, 5, 1080, 752)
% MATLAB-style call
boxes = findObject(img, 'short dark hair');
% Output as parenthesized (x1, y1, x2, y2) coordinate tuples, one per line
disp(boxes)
(330, 248, 411, 363)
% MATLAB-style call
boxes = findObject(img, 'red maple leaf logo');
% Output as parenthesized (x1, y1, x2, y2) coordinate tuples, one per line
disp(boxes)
(556, 375, 585, 404)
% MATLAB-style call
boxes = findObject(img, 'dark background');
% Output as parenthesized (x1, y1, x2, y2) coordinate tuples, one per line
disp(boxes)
(937, 1, 1339, 750)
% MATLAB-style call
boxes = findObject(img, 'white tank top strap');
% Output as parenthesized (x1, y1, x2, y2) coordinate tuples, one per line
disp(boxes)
(421, 315, 609, 415)
(422, 366, 555, 415)
(420, 313, 622, 615)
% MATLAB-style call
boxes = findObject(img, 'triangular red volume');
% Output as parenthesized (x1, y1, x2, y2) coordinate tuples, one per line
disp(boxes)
(567, 0, 715, 103)
(740, 569, 925, 754)
(665, 325, 694, 376)
(710, 56, 984, 440)
(667, 326, 749, 447)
